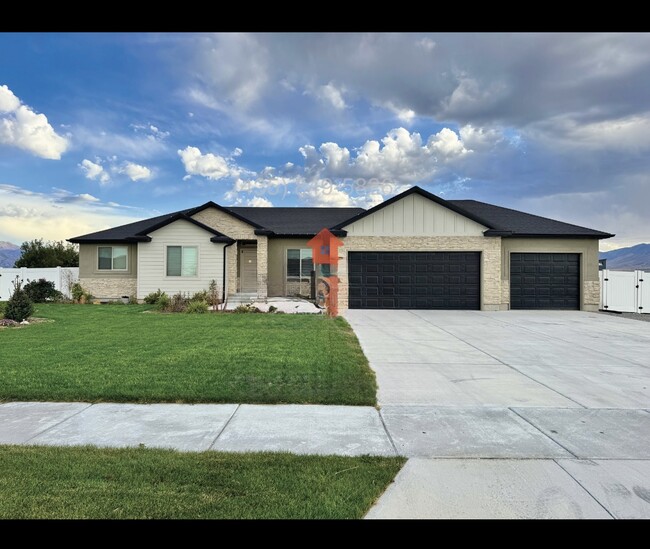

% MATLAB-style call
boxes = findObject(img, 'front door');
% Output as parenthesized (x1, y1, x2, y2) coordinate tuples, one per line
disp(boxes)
(240, 247, 258, 292)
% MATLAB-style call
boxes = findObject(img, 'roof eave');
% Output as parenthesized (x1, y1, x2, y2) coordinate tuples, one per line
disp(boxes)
(503, 232, 616, 239)
(210, 235, 236, 244)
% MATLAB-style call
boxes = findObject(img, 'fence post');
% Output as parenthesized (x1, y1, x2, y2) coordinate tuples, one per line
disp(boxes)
(56, 266, 62, 292)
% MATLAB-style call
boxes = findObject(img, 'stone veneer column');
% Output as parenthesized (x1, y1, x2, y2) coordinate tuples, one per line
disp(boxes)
(227, 241, 238, 296)
(583, 280, 600, 312)
(256, 236, 268, 299)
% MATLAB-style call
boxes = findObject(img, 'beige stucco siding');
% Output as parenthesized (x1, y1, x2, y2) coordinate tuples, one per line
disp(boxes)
(78, 243, 137, 298)
(343, 193, 487, 236)
(79, 243, 137, 279)
(136, 219, 225, 299)
(267, 238, 312, 296)
(337, 236, 502, 312)
(500, 238, 600, 311)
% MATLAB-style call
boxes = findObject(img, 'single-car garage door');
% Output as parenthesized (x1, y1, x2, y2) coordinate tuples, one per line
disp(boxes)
(510, 253, 580, 310)
(348, 252, 480, 309)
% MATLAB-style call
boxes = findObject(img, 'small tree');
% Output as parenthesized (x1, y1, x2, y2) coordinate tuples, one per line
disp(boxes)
(4, 277, 34, 322)
(14, 239, 79, 268)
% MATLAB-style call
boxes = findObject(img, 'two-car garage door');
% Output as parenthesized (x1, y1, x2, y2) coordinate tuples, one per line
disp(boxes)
(348, 252, 480, 309)
(348, 251, 581, 310)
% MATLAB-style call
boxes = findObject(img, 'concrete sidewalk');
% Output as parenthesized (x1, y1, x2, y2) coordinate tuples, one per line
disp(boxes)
(1, 400, 650, 518)
(0, 401, 395, 456)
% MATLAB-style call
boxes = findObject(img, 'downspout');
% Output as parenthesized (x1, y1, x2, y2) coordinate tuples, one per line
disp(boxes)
(223, 240, 235, 304)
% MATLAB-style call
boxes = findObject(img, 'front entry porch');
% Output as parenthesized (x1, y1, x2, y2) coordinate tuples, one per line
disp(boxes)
(227, 237, 268, 299)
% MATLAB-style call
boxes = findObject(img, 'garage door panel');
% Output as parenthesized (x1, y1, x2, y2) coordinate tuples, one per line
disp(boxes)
(510, 253, 579, 310)
(348, 251, 480, 310)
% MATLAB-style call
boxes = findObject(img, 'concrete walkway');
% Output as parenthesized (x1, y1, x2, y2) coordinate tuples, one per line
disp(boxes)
(345, 309, 650, 519)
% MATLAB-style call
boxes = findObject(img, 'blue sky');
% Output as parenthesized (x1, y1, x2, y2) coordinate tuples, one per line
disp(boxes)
(1, 33, 650, 250)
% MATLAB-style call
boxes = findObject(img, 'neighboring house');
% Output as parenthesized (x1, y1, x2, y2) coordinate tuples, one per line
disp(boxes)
(68, 186, 613, 312)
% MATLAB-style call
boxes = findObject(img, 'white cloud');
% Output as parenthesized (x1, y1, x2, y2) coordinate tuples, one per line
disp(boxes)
(178, 146, 240, 181)
(118, 161, 152, 182)
(131, 123, 170, 141)
(225, 127, 471, 208)
(246, 196, 273, 207)
(416, 37, 436, 52)
(0, 84, 69, 159)
(79, 159, 110, 184)
(0, 183, 142, 244)
(75, 127, 168, 159)
(314, 82, 347, 110)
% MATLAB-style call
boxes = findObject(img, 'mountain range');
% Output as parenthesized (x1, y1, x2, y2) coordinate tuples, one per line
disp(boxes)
(0, 241, 21, 268)
(600, 243, 650, 270)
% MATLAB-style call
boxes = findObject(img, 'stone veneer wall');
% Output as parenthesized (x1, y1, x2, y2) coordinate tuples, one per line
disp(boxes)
(80, 278, 137, 299)
(286, 280, 311, 297)
(583, 280, 601, 312)
(337, 236, 502, 312)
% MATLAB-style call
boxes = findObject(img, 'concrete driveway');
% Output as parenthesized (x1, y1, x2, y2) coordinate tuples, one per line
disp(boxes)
(345, 309, 650, 519)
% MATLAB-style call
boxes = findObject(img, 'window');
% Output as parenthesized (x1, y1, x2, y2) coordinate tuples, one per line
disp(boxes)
(166, 246, 198, 277)
(98, 246, 128, 270)
(287, 249, 312, 279)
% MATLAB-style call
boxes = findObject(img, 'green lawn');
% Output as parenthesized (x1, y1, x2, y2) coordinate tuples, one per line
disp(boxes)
(0, 446, 403, 519)
(0, 304, 377, 405)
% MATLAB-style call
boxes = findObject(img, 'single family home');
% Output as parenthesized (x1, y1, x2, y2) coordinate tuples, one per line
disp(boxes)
(69, 186, 613, 312)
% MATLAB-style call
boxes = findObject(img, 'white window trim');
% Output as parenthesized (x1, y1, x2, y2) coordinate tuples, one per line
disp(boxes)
(97, 245, 129, 272)
(286, 248, 313, 281)
(165, 245, 200, 278)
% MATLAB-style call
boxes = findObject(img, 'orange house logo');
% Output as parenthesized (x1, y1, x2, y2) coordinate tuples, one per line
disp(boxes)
(307, 228, 344, 316)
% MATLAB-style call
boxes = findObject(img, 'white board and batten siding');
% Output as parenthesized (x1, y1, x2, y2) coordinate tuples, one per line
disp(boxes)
(137, 219, 226, 299)
(343, 192, 487, 236)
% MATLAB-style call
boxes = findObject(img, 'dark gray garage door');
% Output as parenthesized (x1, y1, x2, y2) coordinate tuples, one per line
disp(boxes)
(510, 253, 580, 310)
(348, 252, 480, 309)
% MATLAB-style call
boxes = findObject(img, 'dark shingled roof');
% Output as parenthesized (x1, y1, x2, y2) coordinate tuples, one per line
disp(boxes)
(448, 200, 614, 238)
(226, 207, 364, 236)
(68, 186, 613, 243)
(68, 209, 192, 243)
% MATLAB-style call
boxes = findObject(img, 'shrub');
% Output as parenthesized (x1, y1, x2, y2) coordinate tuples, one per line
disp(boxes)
(208, 279, 221, 307)
(185, 299, 209, 314)
(233, 304, 261, 314)
(71, 282, 84, 302)
(144, 289, 164, 305)
(0, 318, 19, 327)
(4, 279, 34, 322)
(23, 279, 62, 303)
(70, 282, 93, 304)
(156, 293, 171, 311)
(128, 295, 139, 305)
(268, 305, 278, 313)
(191, 290, 210, 303)
(168, 292, 189, 313)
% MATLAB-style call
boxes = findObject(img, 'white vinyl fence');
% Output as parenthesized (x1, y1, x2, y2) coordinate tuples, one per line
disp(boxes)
(600, 269, 649, 313)
(0, 267, 79, 300)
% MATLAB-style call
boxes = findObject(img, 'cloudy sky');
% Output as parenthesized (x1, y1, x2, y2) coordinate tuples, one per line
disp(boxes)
(1, 33, 649, 250)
